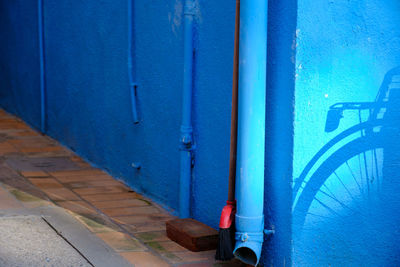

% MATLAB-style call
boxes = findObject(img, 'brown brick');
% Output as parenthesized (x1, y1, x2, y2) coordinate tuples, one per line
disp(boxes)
(120, 251, 171, 267)
(81, 192, 140, 202)
(73, 186, 128, 196)
(21, 171, 49, 177)
(0, 142, 18, 155)
(167, 250, 215, 264)
(63, 179, 123, 189)
(101, 206, 160, 217)
(96, 231, 146, 252)
(55, 174, 113, 183)
(146, 240, 187, 253)
(166, 219, 218, 252)
(124, 221, 169, 233)
(42, 188, 80, 201)
(50, 169, 106, 178)
(20, 146, 64, 153)
(113, 214, 172, 225)
(28, 178, 64, 189)
(56, 200, 97, 215)
(135, 230, 169, 242)
(91, 198, 149, 209)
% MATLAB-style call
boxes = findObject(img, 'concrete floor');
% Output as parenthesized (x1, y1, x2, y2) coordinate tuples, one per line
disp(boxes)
(0, 109, 247, 267)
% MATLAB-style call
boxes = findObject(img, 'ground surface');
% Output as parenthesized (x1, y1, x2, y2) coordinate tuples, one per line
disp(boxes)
(0, 109, 246, 267)
(0, 216, 90, 267)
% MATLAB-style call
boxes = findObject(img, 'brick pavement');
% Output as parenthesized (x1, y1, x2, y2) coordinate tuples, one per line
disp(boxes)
(0, 109, 247, 267)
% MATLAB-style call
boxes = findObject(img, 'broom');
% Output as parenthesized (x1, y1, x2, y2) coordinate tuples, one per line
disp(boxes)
(215, 0, 240, 261)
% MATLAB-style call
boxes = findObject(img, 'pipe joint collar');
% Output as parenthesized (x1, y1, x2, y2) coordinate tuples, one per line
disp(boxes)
(184, 0, 196, 16)
(180, 126, 194, 151)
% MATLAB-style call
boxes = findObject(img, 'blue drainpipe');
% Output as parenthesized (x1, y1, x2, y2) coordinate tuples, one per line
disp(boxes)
(38, 0, 46, 133)
(233, 0, 268, 265)
(128, 0, 139, 124)
(179, 0, 195, 218)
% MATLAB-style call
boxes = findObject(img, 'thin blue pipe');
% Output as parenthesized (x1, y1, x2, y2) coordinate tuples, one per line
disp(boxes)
(38, 0, 46, 133)
(179, 0, 195, 218)
(128, 0, 139, 124)
(233, 0, 268, 265)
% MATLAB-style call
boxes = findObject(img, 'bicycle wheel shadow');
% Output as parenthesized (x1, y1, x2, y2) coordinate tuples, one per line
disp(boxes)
(292, 67, 400, 265)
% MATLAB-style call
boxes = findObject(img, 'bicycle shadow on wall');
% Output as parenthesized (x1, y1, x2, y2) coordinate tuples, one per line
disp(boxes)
(292, 67, 400, 265)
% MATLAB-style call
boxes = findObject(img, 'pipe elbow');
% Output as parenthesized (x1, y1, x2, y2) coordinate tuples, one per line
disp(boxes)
(233, 215, 264, 266)
(233, 231, 263, 266)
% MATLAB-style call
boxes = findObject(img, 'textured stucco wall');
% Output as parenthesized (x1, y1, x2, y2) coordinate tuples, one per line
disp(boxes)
(0, 1, 297, 265)
(0, 0, 41, 128)
(293, 0, 400, 265)
(0, 0, 235, 230)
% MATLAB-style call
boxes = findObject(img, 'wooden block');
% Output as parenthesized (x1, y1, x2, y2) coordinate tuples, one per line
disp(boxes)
(166, 218, 218, 252)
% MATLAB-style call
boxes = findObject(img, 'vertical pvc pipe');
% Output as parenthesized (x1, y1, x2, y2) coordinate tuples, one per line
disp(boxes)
(179, 0, 195, 218)
(233, 0, 267, 265)
(128, 0, 139, 124)
(38, 0, 46, 133)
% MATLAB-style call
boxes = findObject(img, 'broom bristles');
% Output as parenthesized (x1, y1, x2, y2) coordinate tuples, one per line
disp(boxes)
(215, 225, 235, 261)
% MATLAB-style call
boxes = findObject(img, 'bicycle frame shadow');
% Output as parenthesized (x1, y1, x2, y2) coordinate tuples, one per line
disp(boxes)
(292, 66, 400, 265)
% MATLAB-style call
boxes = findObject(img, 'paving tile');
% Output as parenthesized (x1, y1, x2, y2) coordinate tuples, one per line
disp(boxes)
(96, 231, 146, 252)
(91, 198, 149, 209)
(0, 110, 225, 267)
(50, 169, 106, 178)
(123, 221, 168, 233)
(55, 174, 114, 183)
(74, 213, 121, 233)
(0, 186, 23, 209)
(113, 214, 172, 225)
(81, 192, 140, 202)
(135, 230, 169, 242)
(100, 206, 161, 217)
(0, 164, 49, 200)
(25, 150, 72, 158)
(63, 179, 123, 189)
(177, 262, 214, 267)
(42, 187, 81, 201)
(56, 200, 97, 215)
(167, 250, 215, 264)
(146, 241, 188, 253)
(73, 186, 129, 196)
(20, 146, 64, 153)
(10, 130, 39, 137)
(120, 251, 171, 267)
(20, 171, 49, 177)
(0, 142, 18, 155)
(9, 138, 54, 148)
(8, 188, 42, 202)
(74, 215, 116, 233)
(28, 178, 64, 189)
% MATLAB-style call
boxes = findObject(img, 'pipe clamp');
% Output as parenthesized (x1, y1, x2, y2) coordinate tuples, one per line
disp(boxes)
(184, 0, 196, 16)
(235, 232, 264, 243)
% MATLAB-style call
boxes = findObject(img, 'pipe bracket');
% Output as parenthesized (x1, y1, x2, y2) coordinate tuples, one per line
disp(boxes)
(235, 232, 264, 243)
(180, 126, 194, 151)
(264, 229, 275, 236)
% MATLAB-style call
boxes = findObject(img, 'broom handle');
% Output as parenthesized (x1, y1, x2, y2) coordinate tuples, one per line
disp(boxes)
(228, 0, 240, 202)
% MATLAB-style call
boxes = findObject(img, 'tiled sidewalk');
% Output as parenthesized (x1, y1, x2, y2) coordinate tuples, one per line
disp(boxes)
(0, 110, 246, 267)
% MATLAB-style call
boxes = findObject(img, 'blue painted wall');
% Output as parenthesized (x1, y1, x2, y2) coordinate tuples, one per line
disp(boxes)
(293, 0, 400, 265)
(0, 0, 234, 230)
(0, 0, 41, 128)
